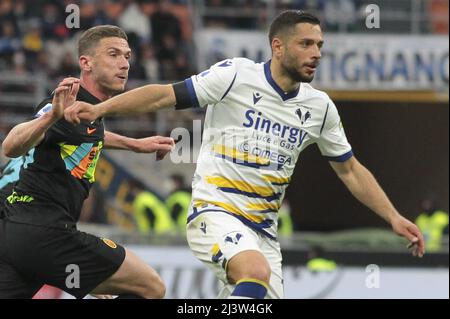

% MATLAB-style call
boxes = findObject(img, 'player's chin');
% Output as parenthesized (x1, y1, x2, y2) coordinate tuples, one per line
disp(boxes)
(111, 83, 126, 93)
(294, 68, 315, 83)
(301, 73, 315, 83)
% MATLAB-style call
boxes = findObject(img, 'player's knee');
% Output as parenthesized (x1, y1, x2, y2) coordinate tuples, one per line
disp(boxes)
(239, 264, 271, 284)
(250, 265, 271, 284)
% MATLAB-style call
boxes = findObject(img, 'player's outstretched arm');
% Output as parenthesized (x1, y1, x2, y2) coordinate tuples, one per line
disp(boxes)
(2, 78, 79, 158)
(104, 131, 175, 161)
(64, 84, 176, 125)
(330, 156, 425, 257)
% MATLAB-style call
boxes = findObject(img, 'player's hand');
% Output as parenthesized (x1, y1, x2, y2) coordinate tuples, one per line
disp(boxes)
(391, 214, 425, 258)
(64, 101, 100, 125)
(132, 136, 175, 160)
(51, 77, 80, 121)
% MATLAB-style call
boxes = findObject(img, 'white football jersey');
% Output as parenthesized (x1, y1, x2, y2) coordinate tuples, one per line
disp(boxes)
(185, 58, 352, 240)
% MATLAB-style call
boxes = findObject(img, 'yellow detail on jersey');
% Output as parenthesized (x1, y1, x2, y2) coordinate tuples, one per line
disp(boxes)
(210, 243, 221, 255)
(193, 200, 208, 208)
(246, 202, 280, 212)
(205, 176, 275, 197)
(194, 200, 265, 223)
(213, 144, 270, 166)
(262, 175, 291, 185)
(209, 201, 264, 223)
(59, 143, 78, 159)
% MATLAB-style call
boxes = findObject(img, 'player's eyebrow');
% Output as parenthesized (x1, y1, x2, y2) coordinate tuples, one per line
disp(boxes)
(299, 38, 324, 46)
(106, 47, 132, 55)
(299, 37, 323, 42)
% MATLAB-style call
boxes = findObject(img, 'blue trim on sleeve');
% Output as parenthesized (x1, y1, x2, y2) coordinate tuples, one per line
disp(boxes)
(324, 150, 353, 162)
(320, 103, 330, 135)
(264, 60, 300, 101)
(184, 78, 200, 108)
(220, 72, 237, 101)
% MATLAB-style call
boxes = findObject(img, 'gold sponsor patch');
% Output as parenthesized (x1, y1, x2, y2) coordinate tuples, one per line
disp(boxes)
(102, 238, 117, 249)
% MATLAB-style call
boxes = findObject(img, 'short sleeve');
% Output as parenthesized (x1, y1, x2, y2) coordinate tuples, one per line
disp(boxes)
(184, 59, 238, 108)
(317, 99, 353, 162)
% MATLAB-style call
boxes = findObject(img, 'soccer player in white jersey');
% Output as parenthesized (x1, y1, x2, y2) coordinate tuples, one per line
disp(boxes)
(65, 11, 425, 299)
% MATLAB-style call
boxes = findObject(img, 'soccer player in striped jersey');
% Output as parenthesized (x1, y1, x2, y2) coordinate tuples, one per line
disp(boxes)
(64, 11, 425, 299)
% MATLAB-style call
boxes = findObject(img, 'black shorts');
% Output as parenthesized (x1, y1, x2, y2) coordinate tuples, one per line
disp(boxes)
(0, 219, 126, 299)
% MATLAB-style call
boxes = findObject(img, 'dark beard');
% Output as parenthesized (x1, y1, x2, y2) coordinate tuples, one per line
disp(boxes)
(282, 62, 314, 83)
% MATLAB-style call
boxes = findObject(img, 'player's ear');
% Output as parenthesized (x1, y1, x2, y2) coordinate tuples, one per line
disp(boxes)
(272, 37, 284, 59)
(79, 55, 92, 72)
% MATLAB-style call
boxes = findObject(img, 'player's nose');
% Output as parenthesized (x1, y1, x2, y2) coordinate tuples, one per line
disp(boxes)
(118, 56, 130, 70)
(312, 45, 321, 59)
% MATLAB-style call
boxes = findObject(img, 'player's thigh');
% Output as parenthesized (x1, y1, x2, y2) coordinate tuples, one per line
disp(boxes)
(187, 212, 263, 283)
(91, 248, 164, 297)
(0, 220, 43, 298)
(187, 212, 283, 298)
(218, 236, 283, 299)
(17, 227, 127, 299)
(0, 260, 43, 299)
(260, 236, 283, 298)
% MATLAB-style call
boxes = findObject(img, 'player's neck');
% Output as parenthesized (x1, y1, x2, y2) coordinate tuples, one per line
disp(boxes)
(270, 61, 300, 93)
(79, 76, 112, 102)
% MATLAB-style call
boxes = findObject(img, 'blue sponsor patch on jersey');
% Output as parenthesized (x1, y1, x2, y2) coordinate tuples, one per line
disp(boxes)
(35, 103, 53, 118)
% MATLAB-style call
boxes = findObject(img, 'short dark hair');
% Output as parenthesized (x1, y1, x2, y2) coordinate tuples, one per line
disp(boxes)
(78, 25, 128, 57)
(269, 11, 321, 44)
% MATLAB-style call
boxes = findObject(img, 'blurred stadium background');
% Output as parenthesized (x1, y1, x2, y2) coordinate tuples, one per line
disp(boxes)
(0, 0, 448, 298)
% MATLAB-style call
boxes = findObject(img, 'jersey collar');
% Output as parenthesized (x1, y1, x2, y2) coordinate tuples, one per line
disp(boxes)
(264, 60, 300, 101)
(77, 86, 102, 104)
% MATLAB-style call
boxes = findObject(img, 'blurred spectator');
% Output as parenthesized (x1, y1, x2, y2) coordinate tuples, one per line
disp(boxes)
(141, 42, 159, 80)
(101, 0, 125, 25)
(128, 52, 148, 80)
(79, 2, 98, 30)
(129, 179, 175, 234)
(41, 1, 67, 40)
(278, 199, 294, 237)
(323, 0, 357, 32)
(21, 19, 44, 69)
(415, 197, 449, 252)
(0, 20, 20, 69)
(151, 0, 182, 47)
(150, 0, 190, 80)
(124, 31, 148, 79)
(0, 0, 194, 81)
(306, 246, 337, 273)
(118, 0, 151, 40)
(429, 0, 449, 34)
(0, 0, 17, 31)
(12, 49, 26, 74)
(165, 174, 191, 234)
(52, 51, 79, 78)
